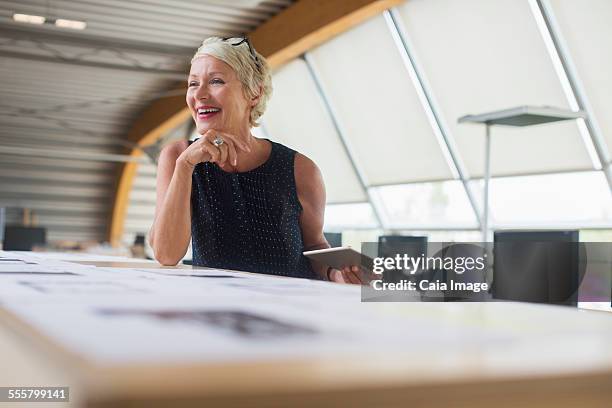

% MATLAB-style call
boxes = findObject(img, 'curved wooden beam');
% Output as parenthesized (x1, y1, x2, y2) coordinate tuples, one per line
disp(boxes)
(108, 0, 404, 245)
(250, 0, 404, 68)
(109, 91, 190, 245)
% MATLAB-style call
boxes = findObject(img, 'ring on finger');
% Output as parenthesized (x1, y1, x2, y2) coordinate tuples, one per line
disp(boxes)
(213, 134, 224, 147)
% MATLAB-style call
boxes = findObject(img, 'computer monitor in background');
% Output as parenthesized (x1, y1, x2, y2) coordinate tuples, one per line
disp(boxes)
(378, 235, 427, 257)
(493, 230, 581, 306)
(324, 232, 342, 248)
(378, 235, 428, 283)
(3, 226, 47, 251)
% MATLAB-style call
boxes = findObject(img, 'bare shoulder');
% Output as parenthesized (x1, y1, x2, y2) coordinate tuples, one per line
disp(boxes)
(295, 152, 321, 180)
(294, 152, 325, 204)
(159, 140, 189, 163)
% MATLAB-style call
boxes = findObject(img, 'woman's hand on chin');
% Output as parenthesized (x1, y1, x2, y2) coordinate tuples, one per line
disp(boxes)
(178, 129, 250, 169)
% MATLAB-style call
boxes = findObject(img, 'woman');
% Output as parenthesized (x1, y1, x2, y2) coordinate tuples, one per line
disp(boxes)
(149, 37, 365, 284)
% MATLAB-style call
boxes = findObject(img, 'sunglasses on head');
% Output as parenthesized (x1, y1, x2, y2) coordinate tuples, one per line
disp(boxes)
(221, 36, 261, 69)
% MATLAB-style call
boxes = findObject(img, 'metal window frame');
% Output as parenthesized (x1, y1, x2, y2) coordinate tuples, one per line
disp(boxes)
(383, 8, 483, 231)
(529, 0, 612, 192)
(302, 54, 385, 229)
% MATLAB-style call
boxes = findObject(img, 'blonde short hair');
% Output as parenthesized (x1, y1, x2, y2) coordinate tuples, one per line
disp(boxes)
(191, 37, 272, 128)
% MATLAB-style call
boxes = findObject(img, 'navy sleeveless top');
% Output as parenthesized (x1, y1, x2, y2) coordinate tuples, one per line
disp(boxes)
(189, 139, 317, 279)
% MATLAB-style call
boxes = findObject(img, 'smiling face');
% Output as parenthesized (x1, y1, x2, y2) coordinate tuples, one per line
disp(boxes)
(186, 55, 252, 135)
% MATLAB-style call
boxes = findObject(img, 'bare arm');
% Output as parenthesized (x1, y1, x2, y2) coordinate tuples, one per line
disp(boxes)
(295, 153, 330, 280)
(149, 133, 250, 266)
(295, 154, 363, 284)
(149, 140, 193, 265)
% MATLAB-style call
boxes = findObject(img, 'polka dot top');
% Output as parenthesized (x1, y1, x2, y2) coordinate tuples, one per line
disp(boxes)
(189, 138, 317, 279)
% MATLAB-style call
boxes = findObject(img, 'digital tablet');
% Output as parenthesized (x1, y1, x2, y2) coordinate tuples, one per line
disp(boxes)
(303, 246, 373, 271)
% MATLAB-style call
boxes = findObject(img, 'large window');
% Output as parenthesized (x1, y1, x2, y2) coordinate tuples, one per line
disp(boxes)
(371, 181, 479, 229)
(470, 171, 612, 228)
(324, 203, 379, 230)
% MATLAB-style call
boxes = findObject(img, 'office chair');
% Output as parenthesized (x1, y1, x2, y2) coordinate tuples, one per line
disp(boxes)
(427, 243, 490, 301)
